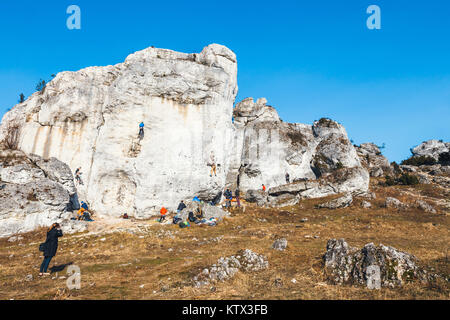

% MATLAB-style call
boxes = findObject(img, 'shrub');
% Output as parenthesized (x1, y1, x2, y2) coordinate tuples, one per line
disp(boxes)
(398, 173, 419, 186)
(18, 93, 25, 104)
(36, 79, 46, 93)
(438, 152, 450, 165)
(385, 175, 397, 186)
(391, 161, 401, 175)
(401, 156, 436, 166)
(1, 123, 20, 150)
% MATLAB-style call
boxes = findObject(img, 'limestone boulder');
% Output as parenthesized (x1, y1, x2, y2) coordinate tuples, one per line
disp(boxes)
(0, 149, 83, 238)
(323, 239, 428, 288)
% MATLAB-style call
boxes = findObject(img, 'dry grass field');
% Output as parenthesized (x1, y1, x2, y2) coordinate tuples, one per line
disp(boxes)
(0, 179, 448, 300)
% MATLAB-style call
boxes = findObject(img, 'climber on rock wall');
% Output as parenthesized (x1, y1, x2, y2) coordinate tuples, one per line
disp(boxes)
(74, 167, 83, 185)
(285, 172, 290, 184)
(209, 151, 217, 177)
(138, 122, 145, 139)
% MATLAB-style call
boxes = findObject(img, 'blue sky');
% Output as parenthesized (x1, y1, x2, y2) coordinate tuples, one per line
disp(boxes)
(0, 0, 449, 162)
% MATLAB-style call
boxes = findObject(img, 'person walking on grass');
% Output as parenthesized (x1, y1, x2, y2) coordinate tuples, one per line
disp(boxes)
(39, 223, 63, 276)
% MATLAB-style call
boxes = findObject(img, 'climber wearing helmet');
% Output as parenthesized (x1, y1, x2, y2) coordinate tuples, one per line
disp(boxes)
(138, 122, 145, 139)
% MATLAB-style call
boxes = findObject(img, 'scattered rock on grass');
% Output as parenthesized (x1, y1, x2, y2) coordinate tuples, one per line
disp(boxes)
(416, 200, 437, 213)
(318, 193, 353, 209)
(272, 238, 288, 251)
(384, 197, 407, 209)
(193, 249, 268, 287)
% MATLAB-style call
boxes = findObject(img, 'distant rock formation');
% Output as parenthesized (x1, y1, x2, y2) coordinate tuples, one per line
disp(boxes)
(356, 143, 391, 177)
(411, 140, 450, 161)
(0, 148, 86, 237)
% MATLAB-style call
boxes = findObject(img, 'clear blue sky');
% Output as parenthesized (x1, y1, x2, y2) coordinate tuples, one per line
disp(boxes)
(0, 0, 449, 162)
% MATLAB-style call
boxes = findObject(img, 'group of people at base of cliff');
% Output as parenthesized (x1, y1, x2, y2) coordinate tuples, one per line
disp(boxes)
(70, 200, 94, 222)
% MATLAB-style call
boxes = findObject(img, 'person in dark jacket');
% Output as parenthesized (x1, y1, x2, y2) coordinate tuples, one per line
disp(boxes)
(235, 188, 241, 208)
(39, 223, 63, 276)
(176, 200, 186, 213)
(224, 189, 233, 209)
(285, 172, 290, 184)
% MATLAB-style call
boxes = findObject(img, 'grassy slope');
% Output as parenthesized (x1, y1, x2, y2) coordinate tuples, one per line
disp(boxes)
(0, 179, 448, 300)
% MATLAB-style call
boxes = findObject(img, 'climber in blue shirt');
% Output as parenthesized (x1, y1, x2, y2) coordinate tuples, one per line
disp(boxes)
(138, 122, 144, 139)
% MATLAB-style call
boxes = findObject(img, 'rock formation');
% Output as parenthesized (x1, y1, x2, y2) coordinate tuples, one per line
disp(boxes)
(0, 148, 86, 237)
(0, 44, 238, 219)
(323, 239, 428, 288)
(411, 140, 450, 161)
(0, 43, 370, 228)
(193, 249, 268, 287)
(356, 143, 391, 177)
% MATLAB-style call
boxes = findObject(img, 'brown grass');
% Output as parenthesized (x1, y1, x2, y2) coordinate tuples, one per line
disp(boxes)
(0, 182, 448, 300)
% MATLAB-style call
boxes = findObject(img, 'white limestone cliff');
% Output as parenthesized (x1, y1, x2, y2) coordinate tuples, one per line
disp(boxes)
(1, 44, 238, 218)
(0, 44, 369, 229)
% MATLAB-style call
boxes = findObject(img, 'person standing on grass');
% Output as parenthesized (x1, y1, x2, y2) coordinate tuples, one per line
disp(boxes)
(39, 223, 63, 276)
(235, 188, 241, 208)
(159, 206, 168, 223)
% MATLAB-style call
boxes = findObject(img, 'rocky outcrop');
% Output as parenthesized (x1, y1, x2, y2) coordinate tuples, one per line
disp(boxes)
(228, 101, 368, 195)
(0, 44, 369, 219)
(0, 44, 238, 219)
(0, 149, 85, 237)
(411, 140, 449, 161)
(323, 239, 427, 288)
(356, 143, 391, 177)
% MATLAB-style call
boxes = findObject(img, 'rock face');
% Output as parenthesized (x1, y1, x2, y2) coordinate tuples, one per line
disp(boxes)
(411, 140, 450, 161)
(0, 149, 86, 237)
(0, 44, 369, 219)
(323, 239, 427, 288)
(0, 44, 238, 218)
(356, 143, 391, 177)
(228, 102, 367, 193)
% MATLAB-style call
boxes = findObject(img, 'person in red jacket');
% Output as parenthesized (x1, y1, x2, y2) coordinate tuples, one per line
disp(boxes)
(262, 184, 266, 192)
(159, 207, 168, 223)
